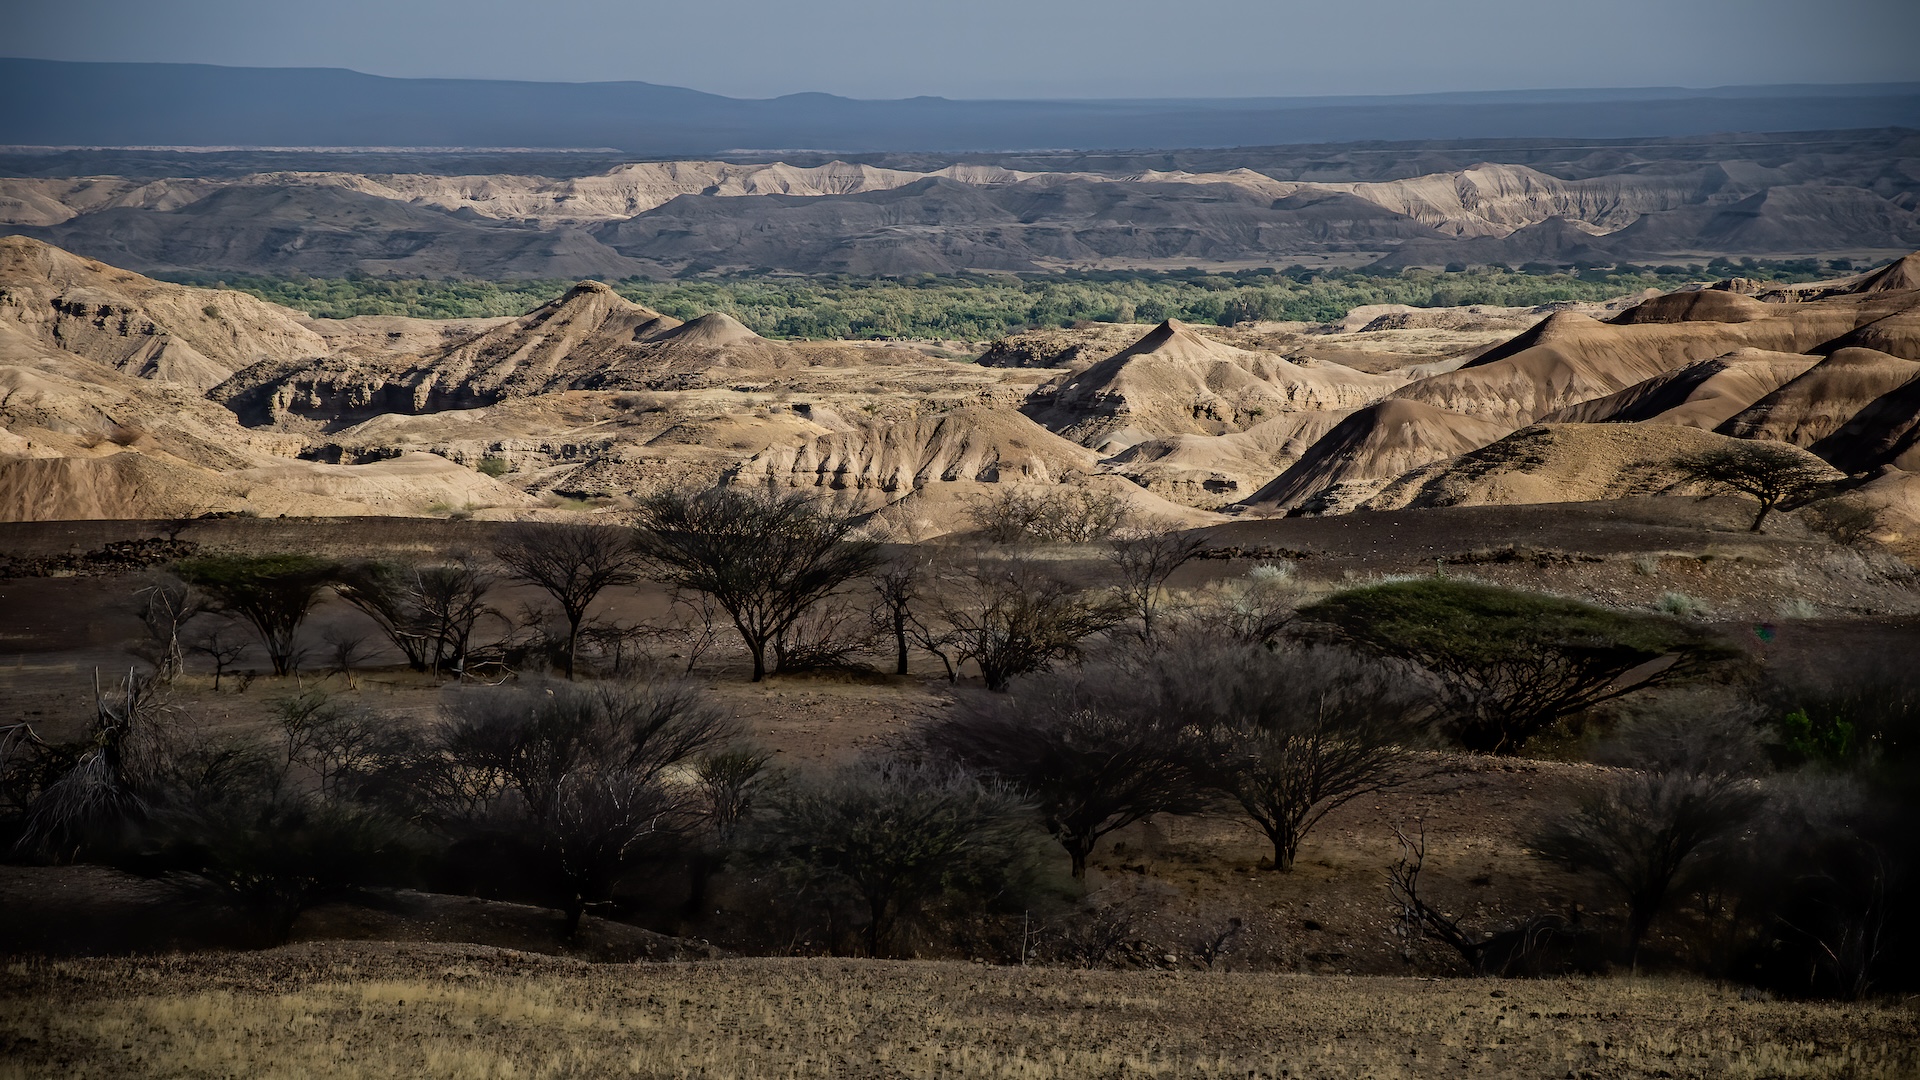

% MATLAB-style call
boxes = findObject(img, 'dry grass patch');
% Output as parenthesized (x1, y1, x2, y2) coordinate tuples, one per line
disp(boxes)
(3, 943, 1915, 1079)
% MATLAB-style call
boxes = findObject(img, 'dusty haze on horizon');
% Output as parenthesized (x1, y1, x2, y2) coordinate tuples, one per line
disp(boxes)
(7, 0, 1919, 101)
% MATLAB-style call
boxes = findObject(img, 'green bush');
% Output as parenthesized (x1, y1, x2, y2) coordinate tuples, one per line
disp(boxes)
(1299, 579, 1734, 754)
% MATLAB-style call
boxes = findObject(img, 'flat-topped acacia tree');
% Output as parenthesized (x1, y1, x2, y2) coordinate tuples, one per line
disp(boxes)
(1298, 578, 1735, 754)
(1673, 441, 1834, 532)
(632, 486, 880, 682)
(175, 554, 339, 677)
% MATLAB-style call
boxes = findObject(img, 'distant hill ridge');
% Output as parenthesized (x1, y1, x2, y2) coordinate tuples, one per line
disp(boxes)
(5, 58, 1919, 154)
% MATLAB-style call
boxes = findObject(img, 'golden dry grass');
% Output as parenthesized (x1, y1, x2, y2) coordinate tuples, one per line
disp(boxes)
(4, 943, 1915, 1079)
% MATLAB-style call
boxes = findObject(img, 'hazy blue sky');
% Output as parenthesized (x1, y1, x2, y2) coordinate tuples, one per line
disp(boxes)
(10, 0, 1918, 99)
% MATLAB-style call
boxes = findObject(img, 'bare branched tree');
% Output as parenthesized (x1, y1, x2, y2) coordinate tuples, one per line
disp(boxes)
(922, 665, 1213, 878)
(966, 486, 1130, 544)
(696, 745, 776, 845)
(1533, 715, 1767, 963)
(494, 524, 642, 680)
(1387, 822, 1576, 977)
(1800, 497, 1887, 547)
(542, 768, 692, 936)
(425, 677, 734, 935)
(132, 573, 205, 684)
(632, 487, 879, 682)
(1106, 519, 1207, 644)
(870, 554, 930, 676)
(1158, 644, 1432, 870)
(1184, 562, 1302, 647)
(321, 630, 375, 690)
(751, 758, 1040, 957)
(662, 588, 725, 674)
(189, 619, 251, 691)
(432, 677, 738, 820)
(933, 557, 1128, 691)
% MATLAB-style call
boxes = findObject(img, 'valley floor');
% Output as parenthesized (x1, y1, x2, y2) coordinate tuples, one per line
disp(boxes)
(3, 943, 1914, 1080)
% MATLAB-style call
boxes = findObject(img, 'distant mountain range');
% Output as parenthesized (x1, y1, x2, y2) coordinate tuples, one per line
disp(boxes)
(5, 58, 1920, 154)
(6, 132, 1917, 278)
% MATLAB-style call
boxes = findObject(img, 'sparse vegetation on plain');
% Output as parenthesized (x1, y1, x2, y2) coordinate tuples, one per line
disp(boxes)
(3, 946, 1915, 1080)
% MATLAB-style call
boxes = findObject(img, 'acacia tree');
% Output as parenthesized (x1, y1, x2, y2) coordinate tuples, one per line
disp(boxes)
(934, 558, 1128, 691)
(1532, 713, 1767, 964)
(1159, 644, 1431, 870)
(427, 677, 735, 935)
(870, 555, 928, 677)
(176, 555, 338, 677)
(336, 556, 502, 676)
(1674, 441, 1834, 532)
(1299, 579, 1733, 754)
(752, 758, 1039, 957)
(1106, 519, 1208, 644)
(922, 666, 1213, 878)
(494, 524, 641, 679)
(632, 487, 879, 682)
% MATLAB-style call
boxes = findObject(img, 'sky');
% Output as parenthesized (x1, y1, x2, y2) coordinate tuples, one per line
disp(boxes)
(8, 0, 1919, 100)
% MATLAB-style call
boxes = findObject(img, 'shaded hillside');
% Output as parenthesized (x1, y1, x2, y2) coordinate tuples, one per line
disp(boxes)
(1388, 289, 1917, 428)
(1540, 349, 1821, 428)
(1239, 399, 1511, 513)
(1363, 423, 1834, 512)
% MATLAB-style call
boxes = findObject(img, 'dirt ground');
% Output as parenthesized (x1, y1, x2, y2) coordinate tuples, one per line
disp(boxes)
(1, 504, 1914, 983)
(2, 943, 1915, 1080)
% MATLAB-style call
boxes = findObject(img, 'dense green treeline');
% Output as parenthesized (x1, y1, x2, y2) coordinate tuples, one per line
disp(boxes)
(164, 258, 1842, 339)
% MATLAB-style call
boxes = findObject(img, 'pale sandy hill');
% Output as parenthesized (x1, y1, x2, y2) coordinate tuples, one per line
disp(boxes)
(0, 450, 246, 521)
(1031, 320, 1398, 448)
(661, 313, 759, 348)
(1719, 348, 1920, 447)
(1712, 348, 1920, 473)
(339, 161, 1042, 222)
(735, 407, 1098, 496)
(640, 312, 799, 372)
(1849, 252, 1920, 295)
(0, 236, 327, 391)
(0, 446, 540, 522)
(1364, 424, 1836, 512)
(1394, 299, 1889, 428)
(873, 474, 1222, 540)
(417, 280, 684, 398)
(0, 177, 215, 226)
(226, 451, 539, 515)
(1759, 252, 1920, 303)
(1105, 409, 1352, 507)
(1238, 398, 1511, 514)
(221, 283, 818, 424)
(1309, 163, 1701, 238)
(1542, 349, 1821, 429)
(1611, 289, 1773, 325)
(0, 320, 295, 471)
(300, 313, 516, 359)
(731, 404, 1215, 536)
